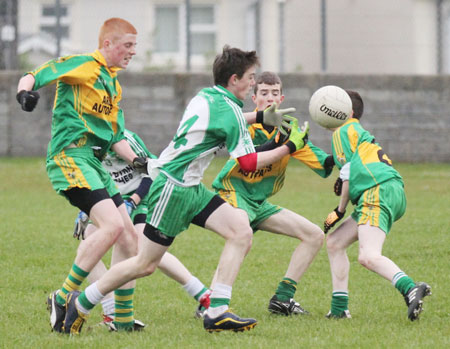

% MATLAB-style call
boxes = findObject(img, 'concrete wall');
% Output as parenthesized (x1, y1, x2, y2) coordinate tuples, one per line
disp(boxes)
(2, 71, 449, 162)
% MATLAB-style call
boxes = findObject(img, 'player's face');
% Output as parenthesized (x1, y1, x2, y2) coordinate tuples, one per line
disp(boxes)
(107, 33, 137, 69)
(252, 83, 284, 111)
(233, 66, 257, 100)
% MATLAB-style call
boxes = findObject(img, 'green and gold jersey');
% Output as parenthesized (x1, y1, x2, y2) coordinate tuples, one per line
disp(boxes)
(29, 50, 126, 160)
(212, 123, 332, 202)
(332, 118, 403, 203)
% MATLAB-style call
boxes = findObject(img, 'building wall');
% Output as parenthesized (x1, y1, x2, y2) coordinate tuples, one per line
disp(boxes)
(3, 71, 449, 162)
(16, 0, 443, 74)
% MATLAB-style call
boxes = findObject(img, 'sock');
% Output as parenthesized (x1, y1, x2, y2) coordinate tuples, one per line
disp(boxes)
(56, 263, 89, 306)
(208, 283, 231, 318)
(392, 272, 416, 296)
(182, 276, 208, 301)
(101, 297, 115, 318)
(114, 288, 135, 329)
(331, 290, 349, 316)
(78, 281, 104, 313)
(275, 277, 297, 302)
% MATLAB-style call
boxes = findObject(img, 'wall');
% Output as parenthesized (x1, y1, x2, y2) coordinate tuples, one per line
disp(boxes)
(2, 71, 449, 162)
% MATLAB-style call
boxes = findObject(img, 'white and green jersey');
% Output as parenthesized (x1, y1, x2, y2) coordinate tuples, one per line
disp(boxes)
(102, 129, 156, 195)
(150, 85, 255, 186)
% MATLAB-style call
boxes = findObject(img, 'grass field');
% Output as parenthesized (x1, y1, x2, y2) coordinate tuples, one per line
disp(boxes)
(0, 157, 449, 348)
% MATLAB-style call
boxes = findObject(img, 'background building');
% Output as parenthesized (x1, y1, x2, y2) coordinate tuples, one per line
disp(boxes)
(9, 0, 450, 74)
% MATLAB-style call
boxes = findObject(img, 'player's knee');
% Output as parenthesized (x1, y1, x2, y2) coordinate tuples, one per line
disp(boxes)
(303, 224, 325, 247)
(326, 234, 342, 254)
(357, 251, 378, 270)
(134, 256, 158, 277)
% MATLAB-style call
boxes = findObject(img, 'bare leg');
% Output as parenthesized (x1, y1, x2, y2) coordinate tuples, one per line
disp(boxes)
(357, 222, 402, 281)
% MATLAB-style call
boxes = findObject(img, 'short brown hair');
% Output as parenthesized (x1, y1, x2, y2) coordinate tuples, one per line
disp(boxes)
(98, 18, 137, 49)
(213, 45, 260, 86)
(345, 90, 364, 119)
(254, 71, 282, 94)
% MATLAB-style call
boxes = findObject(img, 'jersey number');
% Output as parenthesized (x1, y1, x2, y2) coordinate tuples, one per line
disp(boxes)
(173, 115, 199, 149)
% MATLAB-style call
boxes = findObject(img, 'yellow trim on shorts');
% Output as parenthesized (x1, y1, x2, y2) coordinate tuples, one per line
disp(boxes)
(218, 189, 238, 208)
(359, 186, 380, 227)
(54, 151, 90, 188)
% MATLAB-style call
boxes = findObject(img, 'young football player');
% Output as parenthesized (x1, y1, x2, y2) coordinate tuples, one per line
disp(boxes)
(212, 71, 334, 315)
(323, 90, 431, 320)
(16, 18, 146, 333)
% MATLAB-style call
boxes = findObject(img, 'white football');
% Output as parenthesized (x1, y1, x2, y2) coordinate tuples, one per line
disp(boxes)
(308, 85, 352, 129)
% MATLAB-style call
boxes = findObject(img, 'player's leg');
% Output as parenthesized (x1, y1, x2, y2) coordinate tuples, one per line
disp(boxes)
(325, 216, 358, 318)
(78, 223, 115, 322)
(134, 222, 211, 316)
(198, 198, 257, 332)
(258, 208, 324, 315)
(64, 225, 169, 334)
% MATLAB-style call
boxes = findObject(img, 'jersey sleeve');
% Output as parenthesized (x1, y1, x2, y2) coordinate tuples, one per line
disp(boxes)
(291, 140, 333, 178)
(30, 55, 95, 90)
(130, 131, 157, 159)
(223, 106, 255, 159)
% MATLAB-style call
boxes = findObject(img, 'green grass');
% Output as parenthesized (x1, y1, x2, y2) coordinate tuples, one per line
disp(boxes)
(0, 158, 449, 348)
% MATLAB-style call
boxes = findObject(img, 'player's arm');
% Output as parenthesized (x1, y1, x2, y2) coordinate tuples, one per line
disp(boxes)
(111, 138, 149, 175)
(324, 163, 350, 233)
(238, 118, 309, 172)
(16, 74, 40, 112)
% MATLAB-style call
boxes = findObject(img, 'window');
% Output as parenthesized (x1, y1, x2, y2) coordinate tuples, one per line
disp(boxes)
(154, 4, 215, 55)
(190, 6, 215, 55)
(155, 6, 179, 53)
(40, 4, 69, 39)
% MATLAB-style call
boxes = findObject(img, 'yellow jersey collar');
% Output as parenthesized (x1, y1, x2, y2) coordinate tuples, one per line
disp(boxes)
(92, 50, 122, 73)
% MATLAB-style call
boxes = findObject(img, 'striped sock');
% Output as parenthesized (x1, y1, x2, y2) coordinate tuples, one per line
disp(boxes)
(275, 278, 298, 302)
(56, 263, 89, 306)
(208, 284, 231, 318)
(392, 272, 416, 296)
(114, 288, 135, 329)
(331, 290, 349, 316)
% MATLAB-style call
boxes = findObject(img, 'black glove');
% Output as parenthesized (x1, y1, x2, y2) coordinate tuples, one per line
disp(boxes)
(334, 177, 343, 196)
(16, 90, 40, 112)
(132, 157, 148, 174)
(324, 155, 335, 170)
(324, 207, 345, 234)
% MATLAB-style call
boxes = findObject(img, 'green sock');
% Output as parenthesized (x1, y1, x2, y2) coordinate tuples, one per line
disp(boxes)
(275, 278, 297, 302)
(56, 263, 89, 306)
(392, 272, 415, 296)
(194, 287, 209, 301)
(209, 297, 230, 308)
(114, 288, 135, 329)
(331, 291, 349, 316)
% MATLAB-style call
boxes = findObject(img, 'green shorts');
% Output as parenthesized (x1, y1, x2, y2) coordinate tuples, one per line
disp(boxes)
(146, 173, 217, 237)
(217, 189, 282, 231)
(46, 147, 119, 197)
(351, 178, 406, 234)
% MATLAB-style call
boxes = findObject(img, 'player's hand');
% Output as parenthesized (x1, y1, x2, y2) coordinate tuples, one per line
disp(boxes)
(284, 116, 309, 153)
(258, 103, 296, 136)
(324, 155, 335, 170)
(73, 211, 89, 240)
(16, 90, 40, 112)
(324, 207, 345, 234)
(334, 177, 343, 196)
(132, 157, 148, 174)
(124, 199, 137, 216)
